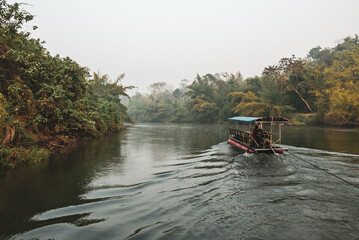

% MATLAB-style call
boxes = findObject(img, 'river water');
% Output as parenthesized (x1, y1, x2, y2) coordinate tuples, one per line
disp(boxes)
(1, 124, 359, 240)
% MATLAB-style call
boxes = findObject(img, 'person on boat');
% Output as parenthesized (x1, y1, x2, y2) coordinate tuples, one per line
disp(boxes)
(252, 125, 258, 138)
(252, 125, 262, 145)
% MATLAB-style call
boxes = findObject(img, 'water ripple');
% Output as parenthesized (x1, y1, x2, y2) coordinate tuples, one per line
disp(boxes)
(9, 135, 359, 240)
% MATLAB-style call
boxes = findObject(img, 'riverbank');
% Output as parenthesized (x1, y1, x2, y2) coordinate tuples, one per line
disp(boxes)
(289, 113, 359, 127)
(0, 124, 130, 171)
(133, 114, 359, 127)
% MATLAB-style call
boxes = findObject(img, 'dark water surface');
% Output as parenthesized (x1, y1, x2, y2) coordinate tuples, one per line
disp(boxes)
(1, 124, 359, 240)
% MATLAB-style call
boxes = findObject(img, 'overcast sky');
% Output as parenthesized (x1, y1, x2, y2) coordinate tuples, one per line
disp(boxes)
(15, 0, 359, 93)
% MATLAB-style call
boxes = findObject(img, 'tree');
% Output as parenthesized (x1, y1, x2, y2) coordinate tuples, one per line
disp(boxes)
(149, 82, 167, 98)
(243, 76, 262, 94)
(328, 81, 359, 124)
(263, 55, 314, 113)
(228, 91, 270, 116)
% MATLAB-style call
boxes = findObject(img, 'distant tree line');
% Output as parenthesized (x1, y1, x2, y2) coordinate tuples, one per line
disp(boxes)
(127, 35, 359, 126)
(0, 1, 133, 169)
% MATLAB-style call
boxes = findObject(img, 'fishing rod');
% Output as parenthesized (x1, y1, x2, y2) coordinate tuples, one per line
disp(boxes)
(289, 152, 359, 190)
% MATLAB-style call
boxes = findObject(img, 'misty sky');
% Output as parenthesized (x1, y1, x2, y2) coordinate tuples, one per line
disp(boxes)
(15, 0, 359, 93)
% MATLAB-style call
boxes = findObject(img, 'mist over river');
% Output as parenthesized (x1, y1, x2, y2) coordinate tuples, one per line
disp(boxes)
(1, 124, 359, 240)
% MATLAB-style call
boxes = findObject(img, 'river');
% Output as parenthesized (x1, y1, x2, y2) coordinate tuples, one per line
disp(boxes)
(1, 124, 359, 239)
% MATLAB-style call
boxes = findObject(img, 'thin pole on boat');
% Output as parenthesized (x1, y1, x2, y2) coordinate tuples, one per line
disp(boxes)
(270, 117, 273, 144)
(270, 144, 279, 157)
(279, 124, 282, 144)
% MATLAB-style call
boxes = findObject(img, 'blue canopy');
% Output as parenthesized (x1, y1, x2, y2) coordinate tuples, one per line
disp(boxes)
(227, 116, 289, 124)
(227, 116, 261, 123)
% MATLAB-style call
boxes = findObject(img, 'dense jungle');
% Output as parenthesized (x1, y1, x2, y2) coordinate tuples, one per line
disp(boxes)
(127, 37, 359, 126)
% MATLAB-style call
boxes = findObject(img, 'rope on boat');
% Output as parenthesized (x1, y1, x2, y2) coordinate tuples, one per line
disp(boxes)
(289, 152, 359, 190)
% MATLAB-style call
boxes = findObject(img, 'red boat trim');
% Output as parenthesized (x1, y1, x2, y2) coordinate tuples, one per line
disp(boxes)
(228, 137, 286, 154)
(228, 138, 257, 153)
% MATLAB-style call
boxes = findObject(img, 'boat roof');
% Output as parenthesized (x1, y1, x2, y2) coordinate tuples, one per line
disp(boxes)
(227, 116, 260, 123)
(227, 116, 289, 124)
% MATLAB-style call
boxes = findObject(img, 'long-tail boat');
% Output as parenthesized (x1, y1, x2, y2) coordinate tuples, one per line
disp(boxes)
(228, 116, 289, 154)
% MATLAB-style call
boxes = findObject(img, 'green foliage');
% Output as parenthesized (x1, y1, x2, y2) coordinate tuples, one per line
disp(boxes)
(307, 35, 359, 124)
(127, 83, 190, 123)
(0, 1, 133, 169)
(228, 91, 269, 116)
(0, 145, 49, 169)
(0, 0, 34, 33)
(328, 81, 359, 124)
(291, 113, 318, 126)
(185, 73, 240, 122)
(127, 34, 359, 126)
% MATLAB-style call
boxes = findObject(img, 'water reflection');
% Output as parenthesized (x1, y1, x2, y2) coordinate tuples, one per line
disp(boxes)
(0, 124, 358, 240)
(283, 126, 359, 155)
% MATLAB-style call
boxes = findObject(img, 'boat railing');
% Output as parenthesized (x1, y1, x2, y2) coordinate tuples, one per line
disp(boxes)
(229, 128, 259, 146)
(229, 128, 268, 148)
(229, 128, 246, 140)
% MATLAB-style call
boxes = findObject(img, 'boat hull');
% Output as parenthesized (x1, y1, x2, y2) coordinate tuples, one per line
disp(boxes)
(228, 137, 287, 154)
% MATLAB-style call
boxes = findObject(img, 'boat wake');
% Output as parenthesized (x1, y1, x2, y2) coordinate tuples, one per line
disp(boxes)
(10, 141, 359, 240)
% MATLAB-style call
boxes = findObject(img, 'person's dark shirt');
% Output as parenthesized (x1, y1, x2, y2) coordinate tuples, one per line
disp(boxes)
(252, 128, 259, 138)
